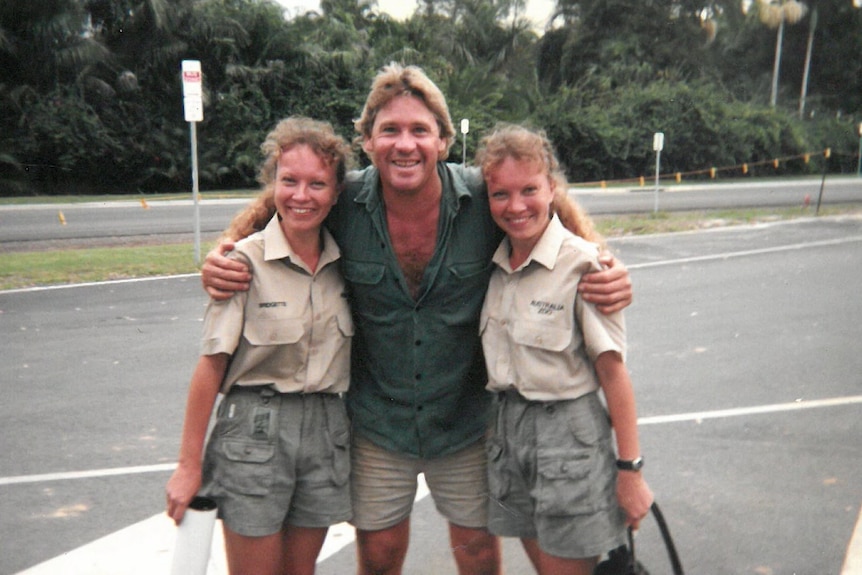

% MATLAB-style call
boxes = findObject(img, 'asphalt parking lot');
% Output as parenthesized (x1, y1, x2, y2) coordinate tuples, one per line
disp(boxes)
(1, 215, 861, 574)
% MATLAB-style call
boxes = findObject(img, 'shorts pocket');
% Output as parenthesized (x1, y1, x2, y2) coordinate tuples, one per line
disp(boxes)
(330, 427, 350, 486)
(218, 440, 276, 496)
(486, 437, 510, 501)
(536, 447, 594, 516)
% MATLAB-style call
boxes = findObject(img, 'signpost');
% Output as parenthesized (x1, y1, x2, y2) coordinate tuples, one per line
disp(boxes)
(461, 119, 470, 165)
(856, 122, 862, 177)
(182, 60, 203, 265)
(653, 132, 664, 213)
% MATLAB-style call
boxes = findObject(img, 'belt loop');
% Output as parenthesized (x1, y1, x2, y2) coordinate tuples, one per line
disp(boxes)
(259, 385, 276, 405)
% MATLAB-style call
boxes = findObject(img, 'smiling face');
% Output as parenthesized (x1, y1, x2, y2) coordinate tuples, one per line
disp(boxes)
(485, 156, 555, 254)
(362, 94, 448, 197)
(273, 144, 339, 241)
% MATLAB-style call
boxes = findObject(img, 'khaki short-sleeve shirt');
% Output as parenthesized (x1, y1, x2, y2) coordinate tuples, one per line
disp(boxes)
(480, 216, 625, 401)
(200, 215, 353, 394)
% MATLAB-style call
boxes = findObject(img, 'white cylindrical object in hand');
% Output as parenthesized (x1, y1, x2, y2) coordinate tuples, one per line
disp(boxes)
(170, 495, 218, 575)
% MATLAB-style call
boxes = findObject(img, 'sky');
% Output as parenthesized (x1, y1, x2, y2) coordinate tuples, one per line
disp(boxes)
(275, 0, 557, 30)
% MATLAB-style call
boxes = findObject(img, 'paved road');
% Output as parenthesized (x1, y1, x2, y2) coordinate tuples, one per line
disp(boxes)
(1, 215, 861, 574)
(1, 177, 859, 248)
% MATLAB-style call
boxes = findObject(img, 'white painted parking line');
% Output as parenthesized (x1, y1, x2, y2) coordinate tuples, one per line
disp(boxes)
(9, 396, 860, 574)
(14, 475, 430, 575)
(0, 274, 201, 295)
(843, 504, 862, 575)
(638, 395, 862, 425)
(627, 235, 862, 270)
(0, 463, 177, 487)
(16, 512, 224, 575)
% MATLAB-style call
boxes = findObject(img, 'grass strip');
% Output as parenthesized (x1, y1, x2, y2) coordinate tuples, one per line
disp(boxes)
(2, 205, 859, 292)
(1, 244, 202, 291)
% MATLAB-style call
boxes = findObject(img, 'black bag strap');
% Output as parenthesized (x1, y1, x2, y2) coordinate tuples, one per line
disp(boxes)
(629, 502, 684, 575)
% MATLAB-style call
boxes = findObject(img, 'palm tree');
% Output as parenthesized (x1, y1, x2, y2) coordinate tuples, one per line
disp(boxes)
(747, 0, 808, 107)
(0, 0, 112, 92)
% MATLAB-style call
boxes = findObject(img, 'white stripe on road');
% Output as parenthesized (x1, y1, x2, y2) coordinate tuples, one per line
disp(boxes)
(0, 273, 200, 295)
(0, 463, 177, 486)
(637, 395, 862, 425)
(7, 395, 862, 574)
(843, 504, 862, 575)
(626, 235, 862, 270)
(5, 395, 861, 487)
(15, 476, 430, 574)
(5, 223, 860, 296)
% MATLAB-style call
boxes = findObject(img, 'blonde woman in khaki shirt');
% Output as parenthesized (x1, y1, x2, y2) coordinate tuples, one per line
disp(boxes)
(166, 117, 354, 575)
(476, 124, 653, 575)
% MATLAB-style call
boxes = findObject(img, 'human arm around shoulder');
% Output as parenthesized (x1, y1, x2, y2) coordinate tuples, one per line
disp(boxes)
(552, 189, 633, 315)
(578, 253, 633, 314)
(594, 351, 654, 529)
(201, 194, 275, 300)
(202, 241, 251, 300)
(165, 353, 228, 525)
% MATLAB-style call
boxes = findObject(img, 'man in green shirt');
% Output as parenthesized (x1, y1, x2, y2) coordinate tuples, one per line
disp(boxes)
(202, 64, 632, 575)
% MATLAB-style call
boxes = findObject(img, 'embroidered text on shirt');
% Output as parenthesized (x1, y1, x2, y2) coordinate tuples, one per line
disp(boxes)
(530, 300, 564, 315)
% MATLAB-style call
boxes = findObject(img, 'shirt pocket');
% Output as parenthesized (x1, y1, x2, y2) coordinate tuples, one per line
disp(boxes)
(342, 260, 386, 285)
(511, 320, 572, 352)
(448, 259, 492, 280)
(341, 260, 398, 324)
(243, 317, 304, 346)
(437, 260, 494, 326)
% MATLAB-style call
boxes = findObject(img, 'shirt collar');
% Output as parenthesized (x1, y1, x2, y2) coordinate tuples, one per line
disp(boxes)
(261, 214, 341, 272)
(352, 163, 473, 214)
(492, 215, 566, 273)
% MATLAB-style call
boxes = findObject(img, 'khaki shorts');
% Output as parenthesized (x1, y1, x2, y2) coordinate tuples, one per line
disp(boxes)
(486, 390, 626, 559)
(350, 434, 489, 531)
(201, 386, 351, 537)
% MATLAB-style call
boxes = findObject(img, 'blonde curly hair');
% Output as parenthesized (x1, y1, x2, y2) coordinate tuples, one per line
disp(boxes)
(223, 116, 354, 242)
(475, 123, 605, 249)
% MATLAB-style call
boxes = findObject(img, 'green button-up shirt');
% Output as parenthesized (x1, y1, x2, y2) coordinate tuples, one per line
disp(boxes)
(327, 162, 503, 458)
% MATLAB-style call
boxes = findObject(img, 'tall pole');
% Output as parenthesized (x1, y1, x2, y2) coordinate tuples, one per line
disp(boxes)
(653, 132, 664, 214)
(856, 125, 862, 177)
(182, 60, 204, 266)
(770, 15, 785, 107)
(462, 132, 467, 165)
(460, 119, 470, 165)
(798, 6, 817, 118)
(191, 122, 201, 265)
(653, 150, 661, 213)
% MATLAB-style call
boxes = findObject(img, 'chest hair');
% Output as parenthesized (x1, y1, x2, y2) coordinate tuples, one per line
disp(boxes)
(387, 209, 438, 299)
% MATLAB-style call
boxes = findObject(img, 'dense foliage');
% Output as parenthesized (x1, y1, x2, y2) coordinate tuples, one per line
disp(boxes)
(1, 0, 860, 195)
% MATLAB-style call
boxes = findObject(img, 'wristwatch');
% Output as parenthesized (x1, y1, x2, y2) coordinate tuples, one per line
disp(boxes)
(615, 456, 644, 471)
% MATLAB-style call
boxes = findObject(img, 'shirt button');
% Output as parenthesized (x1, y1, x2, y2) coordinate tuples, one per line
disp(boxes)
(415, 373, 422, 380)
(415, 340, 421, 346)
